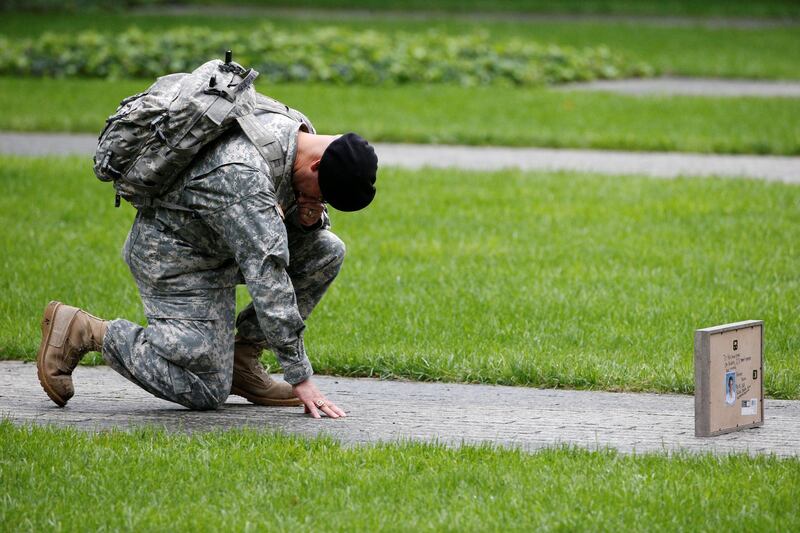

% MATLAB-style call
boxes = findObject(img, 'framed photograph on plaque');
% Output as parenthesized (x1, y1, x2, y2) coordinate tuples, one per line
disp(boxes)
(694, 320, 764, 437)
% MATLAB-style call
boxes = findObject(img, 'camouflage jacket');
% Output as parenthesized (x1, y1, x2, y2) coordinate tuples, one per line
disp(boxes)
(126, 107, 322, 384)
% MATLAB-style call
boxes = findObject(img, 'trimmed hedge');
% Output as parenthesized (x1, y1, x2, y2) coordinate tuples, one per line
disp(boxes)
(0, 0, 150, 12)
(0, 25, 653, 86)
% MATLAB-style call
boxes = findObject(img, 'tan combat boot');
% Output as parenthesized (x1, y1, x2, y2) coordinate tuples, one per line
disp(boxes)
(36, 301, 107, 407)
(230, 338, 301, 406)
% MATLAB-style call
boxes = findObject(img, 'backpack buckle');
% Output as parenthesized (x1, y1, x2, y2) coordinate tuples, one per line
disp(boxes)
(149, 114, 167, 130)
(100, 152, 122, 180)
(203, 87, 235, 103)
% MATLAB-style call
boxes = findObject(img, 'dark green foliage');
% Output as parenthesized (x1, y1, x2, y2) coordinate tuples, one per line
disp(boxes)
(2, 12, 798, 80)
(4, 0, 800, 18)
(0, 25, 652, 85)
(186, 0, 800, 17)
(0, 0, 144, 12)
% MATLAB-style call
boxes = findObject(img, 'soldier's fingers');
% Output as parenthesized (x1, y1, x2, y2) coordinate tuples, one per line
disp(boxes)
(319, 400, 345, 418)
(320, 404, 340, 419)
(328, 402, 346, 418)
(305, 401, 321, 419)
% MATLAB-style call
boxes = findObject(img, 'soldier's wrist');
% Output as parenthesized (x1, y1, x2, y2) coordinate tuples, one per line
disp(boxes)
(282, 359, 314, 385)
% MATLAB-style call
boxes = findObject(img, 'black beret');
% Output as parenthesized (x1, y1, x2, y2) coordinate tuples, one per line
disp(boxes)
(318, 132, 378, 212)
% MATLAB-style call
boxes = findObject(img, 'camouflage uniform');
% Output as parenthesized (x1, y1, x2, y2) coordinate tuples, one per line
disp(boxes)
(102, 109, 345, 410)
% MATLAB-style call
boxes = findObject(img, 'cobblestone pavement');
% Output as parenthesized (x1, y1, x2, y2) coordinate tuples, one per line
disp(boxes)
(2, 131, 799, 183)
(560, 77, 800, 97)
(2, 362, 798, 456)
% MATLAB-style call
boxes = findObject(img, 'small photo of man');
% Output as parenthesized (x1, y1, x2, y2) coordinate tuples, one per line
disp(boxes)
(725, 371, 736, 405)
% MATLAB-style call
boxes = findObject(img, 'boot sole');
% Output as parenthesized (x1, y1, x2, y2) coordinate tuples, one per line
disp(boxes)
(36, 301, 67, 407)
(230, 385, 303, 407)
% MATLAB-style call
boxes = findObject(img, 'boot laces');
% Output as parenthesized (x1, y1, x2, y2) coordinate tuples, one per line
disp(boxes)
(249, 357, 272, 381)
(239, 344, 273, 382)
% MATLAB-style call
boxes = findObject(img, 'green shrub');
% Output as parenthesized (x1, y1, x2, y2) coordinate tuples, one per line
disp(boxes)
(0, 25, 653, 86)
(0, 0, 157, 12)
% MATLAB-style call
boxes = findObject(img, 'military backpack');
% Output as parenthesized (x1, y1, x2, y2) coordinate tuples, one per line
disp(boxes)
(93, 52, 295, 210)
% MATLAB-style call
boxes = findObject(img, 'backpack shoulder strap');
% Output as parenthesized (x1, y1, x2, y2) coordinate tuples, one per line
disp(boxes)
(254, 93, 294, 117)
(255, 94, 316, 134)
(236, 113, 286, 180)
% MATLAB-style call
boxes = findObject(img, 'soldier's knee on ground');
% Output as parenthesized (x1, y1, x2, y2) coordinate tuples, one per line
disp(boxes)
(181, 394, 225, 411)
(173, 371, 231, 410)
(165, 347, 233, 411)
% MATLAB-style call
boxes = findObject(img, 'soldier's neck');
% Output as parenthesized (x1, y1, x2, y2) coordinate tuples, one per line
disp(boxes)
(294, 132, 337, 175)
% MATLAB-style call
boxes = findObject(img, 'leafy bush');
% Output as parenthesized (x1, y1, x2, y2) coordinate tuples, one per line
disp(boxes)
(0, 0, 158, 12)
(0, 25, 653, 86)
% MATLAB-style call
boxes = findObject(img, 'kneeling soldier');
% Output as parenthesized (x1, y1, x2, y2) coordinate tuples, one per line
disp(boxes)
(36, 106, 378, 419)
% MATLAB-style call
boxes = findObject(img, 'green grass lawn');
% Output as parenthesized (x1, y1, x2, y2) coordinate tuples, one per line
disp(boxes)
(1, 13, 799, 80)
(3, 77, 799, 155)
(2, 156, 799, 399)
(1, 422, 798, 531)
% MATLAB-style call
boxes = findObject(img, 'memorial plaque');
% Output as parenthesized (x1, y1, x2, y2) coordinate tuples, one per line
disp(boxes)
(694, 320, 764, 437)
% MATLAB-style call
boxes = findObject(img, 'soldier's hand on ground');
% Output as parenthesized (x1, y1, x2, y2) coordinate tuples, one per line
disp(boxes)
(293, 378, 346, 419)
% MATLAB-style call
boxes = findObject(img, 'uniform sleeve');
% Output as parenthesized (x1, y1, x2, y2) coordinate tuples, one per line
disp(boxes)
(191, 164, 313, 385)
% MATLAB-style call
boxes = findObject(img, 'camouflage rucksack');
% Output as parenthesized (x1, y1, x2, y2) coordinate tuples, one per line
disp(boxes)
(93, 52, 293, 210)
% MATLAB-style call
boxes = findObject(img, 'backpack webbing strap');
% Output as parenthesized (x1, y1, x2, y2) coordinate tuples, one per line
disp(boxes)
(254, 94, 294, 119)
(128, 195, 194, 212)
(236, 114, 286, 181)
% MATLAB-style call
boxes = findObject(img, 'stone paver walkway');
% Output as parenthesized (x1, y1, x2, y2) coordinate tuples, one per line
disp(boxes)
(1, 362, 798, 456)
(3, 131, 799, 183)
(561, 77, 800, 97)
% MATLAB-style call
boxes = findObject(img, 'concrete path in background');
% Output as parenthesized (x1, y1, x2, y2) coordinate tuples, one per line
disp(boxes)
(560, 77, 800, 97)
(1, 361, 798, 456)
(2, 131, 799, 183)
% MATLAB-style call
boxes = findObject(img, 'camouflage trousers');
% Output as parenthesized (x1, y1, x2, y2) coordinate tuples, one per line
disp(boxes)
(102, 220, 345, 410)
